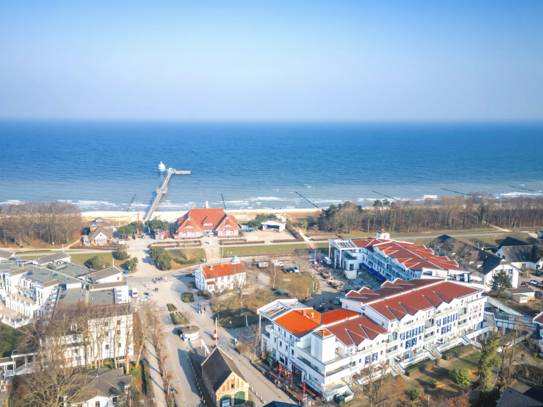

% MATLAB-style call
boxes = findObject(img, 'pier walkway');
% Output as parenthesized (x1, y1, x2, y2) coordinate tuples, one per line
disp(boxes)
(144, 168, 190, 222)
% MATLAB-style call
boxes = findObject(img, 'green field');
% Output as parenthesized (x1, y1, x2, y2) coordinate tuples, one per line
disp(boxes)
(0, 325, 22, 357)
(168, 248, 206, 270)
(227, 243, 309, 257)
(69, 252, 115, 267)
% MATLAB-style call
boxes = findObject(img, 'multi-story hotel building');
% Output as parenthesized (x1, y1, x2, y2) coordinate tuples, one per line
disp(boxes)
(258, 278, 487, 401)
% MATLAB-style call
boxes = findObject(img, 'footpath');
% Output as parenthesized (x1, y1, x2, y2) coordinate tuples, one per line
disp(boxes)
(145, 336, 168, 407)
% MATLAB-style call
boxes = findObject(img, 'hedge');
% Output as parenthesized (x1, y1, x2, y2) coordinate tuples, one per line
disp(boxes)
(516, 364, 543, 386)
(405, 359, 437, 376)
(182, 292, 194, 303)
(142, 359, 154, 397)
(441, 344, 473, 360)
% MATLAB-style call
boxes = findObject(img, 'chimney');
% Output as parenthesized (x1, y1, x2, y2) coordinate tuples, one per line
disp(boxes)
(311, 312, 314, 318)
(209, 265, 213, 270)
(302, 310, 306, 316)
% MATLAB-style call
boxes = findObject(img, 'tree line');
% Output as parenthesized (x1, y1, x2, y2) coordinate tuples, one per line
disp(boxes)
(316, 194, 543, 234)
(0, 201, 84, 246)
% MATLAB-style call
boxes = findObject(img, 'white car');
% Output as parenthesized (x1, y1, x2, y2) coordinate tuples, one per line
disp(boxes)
(292, 267, 299, 273)
(131, 288, 138, 298)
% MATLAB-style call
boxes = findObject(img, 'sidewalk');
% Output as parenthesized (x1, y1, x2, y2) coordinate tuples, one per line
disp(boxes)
(145, 336, 168, 407)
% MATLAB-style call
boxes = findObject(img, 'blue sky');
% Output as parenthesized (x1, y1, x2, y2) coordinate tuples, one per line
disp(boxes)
(1, 0, 542, 121)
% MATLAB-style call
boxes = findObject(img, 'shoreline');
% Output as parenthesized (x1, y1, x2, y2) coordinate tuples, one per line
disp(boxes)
(82, 207, 322, 223)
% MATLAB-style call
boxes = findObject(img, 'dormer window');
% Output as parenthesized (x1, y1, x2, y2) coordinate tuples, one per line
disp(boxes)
(204, 223, 213, 226)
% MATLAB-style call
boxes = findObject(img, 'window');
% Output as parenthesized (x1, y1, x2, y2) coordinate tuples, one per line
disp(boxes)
(95, 402, 101, 407)
(117, 319, 121, 325)
(118, 343, 122, 348)
(231, 384, 235, 389)
(105, 344, 110, 350)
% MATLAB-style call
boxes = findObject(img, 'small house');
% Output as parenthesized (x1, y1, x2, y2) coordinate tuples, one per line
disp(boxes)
(88, 266, 123, 283)
(34, 252, 71, 266)
(261, 220, 286, 232)
(154, 229, 168, 240)
(201, 347, 249, 407)
(89, 226, 114, 245)
(88, 217, 112, 232)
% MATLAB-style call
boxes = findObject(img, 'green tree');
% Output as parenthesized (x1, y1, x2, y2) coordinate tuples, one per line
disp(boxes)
(150, 247, 171, 270)
(478, 332, 501, 393)
(492, 269, 512, 297)
(117, 224, 138, 238)
(145, 219, 169, 232)
(113, 249, 129, 261)
(123, 257, 138, 272)
(373, 200, 382, 208)
(449, 367, 470, 385)
(84, 255, 110, 270)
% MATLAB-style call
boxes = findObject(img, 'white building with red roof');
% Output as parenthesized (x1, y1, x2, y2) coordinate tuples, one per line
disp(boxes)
(172, 208, 240, 239)
(257, 278, 488, 401)
(195, 257, 246, 292)
(328, 236, 470, 282)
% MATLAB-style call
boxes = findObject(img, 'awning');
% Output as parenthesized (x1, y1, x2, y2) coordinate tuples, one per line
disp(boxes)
(375, 274, 387, 282)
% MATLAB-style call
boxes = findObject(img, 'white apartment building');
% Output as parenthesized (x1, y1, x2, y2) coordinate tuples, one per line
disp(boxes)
(0, 261, 129, 328)
(195, 257, 246, 292)
(329, 235, 468, 282)
(258, 278, 487, 401)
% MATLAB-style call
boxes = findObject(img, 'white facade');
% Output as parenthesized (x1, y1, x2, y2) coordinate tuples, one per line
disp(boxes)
(481, 264, 521, 291)
(258, 279, 487, 400)
(194, 257, 246, 292)
(496, 247, 543, 271)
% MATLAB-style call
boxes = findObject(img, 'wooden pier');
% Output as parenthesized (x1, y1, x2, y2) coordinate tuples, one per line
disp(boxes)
(144, 168, 191, 222)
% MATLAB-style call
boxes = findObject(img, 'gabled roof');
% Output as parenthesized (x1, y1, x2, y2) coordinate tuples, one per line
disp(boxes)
(201, 347, 246, 391)
(200, 263, 246, 280)
(371, 241, 463, 272)
(88, 217, 111, 228)
(175, 208, 240, 232)
(534, 311, 543, 324)
(368, 280, 480, 321)
(0, 249, 15, 260)
(326, 316, 388, 346)
(88, 266, 122, 282)
(274, 309, 322, 337)
(497, 387, 543, 407)
(35, 252, 71, 265)
(76, 368, 131, 401)
(498, 237, 530, 250)
(345, 278, 442, 304)
(89, 226, 114, 241)
(351, 238, 388, 248)
(500, 245, 541, 264)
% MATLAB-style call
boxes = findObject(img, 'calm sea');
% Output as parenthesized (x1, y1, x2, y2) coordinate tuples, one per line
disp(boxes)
(1, 121, 542, 212)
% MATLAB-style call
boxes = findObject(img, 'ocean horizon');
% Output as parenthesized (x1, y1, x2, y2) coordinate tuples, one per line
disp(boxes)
(1, 120, 542, 212)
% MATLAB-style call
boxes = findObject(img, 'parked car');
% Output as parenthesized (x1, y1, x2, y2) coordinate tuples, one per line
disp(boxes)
(292, 266, 300, 273)
(131, 288, 138, 298)
(536, 291, 543, 299)
(530, 280, 539, 286)
(522, 282, 530, 288)
(332, 299, 341, 305)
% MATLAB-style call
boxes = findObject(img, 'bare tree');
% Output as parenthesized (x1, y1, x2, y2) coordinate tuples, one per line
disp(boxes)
(134, 300, 160, 368)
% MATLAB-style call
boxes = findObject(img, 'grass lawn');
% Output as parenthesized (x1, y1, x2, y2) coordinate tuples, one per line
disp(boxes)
(69, 252, 115, 267)
(405, 350, 481, 395)
(168, 248, 206, 270)
(0, 325, 22, 357)
(228, 243, 309, 257)
(277, 272, 318, 295)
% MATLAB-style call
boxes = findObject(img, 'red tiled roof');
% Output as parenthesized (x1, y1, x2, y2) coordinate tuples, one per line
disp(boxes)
(201, 263, 246, 280)
(369, 281, 480, 321)
(206, 281, 214, 285)
(175, 209, 240, 233)
(320, 309, 360, 325)
(313, 329, 334, 338)
(351, 238, 388, 248)
(326, 316, 388, 346)
(345, 278, 441, 303)
(274, 309, 322, 337)
(371, 241, 463, 272)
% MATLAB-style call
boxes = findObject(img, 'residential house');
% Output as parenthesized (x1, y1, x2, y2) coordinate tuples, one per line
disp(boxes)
(195, 257, 246, 293)
(329, 236, 469, 282)
(259, 278, 487, 401)
(0, 249, 14, 262)
(495, 237, 543, 271)
(89, 227, 114, 245)
(429, 235, 520, 291)
(201, 347, 249, 407)
(496, 386, 543, 407)
(172, 208, 240, 239)
(88, 266, 123, 284)
(68, 367, 132, 407)
(34, 252, 71, 266)
(88, 218, 112, 232)
(154, 229, 168, 240)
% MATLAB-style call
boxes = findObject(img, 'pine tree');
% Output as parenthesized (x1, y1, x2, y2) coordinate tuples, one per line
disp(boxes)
(478, 332, 501, 393)
(492, 269, 512, 297)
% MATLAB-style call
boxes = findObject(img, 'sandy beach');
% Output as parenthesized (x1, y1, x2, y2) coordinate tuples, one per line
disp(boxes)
(81, 207, 321, 224)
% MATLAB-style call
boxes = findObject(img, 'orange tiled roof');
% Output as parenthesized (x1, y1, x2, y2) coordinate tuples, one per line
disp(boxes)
(274, 309, 322, 337)
(201, 263, 246, 280)
(320, 309, 360, 325)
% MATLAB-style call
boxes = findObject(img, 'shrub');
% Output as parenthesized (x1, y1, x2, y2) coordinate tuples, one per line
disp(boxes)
(429, 379, 438, 388)
(113, 249, 129, 261)
(142, 360, 154, 397)
(449, 367, 470, 385)
(197, 290, 204, 297)
(188, 282, 196, 289)
(236, 344, 249, 354)
(166, 303, 177, 312)
(202, 291, 212, 300)
(405, 388, 420, 401)
(84, 255, 110, 270)
(442, 344, 473, 360)
(182, 292, 194, 303)
(150, 246, 171, 270)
